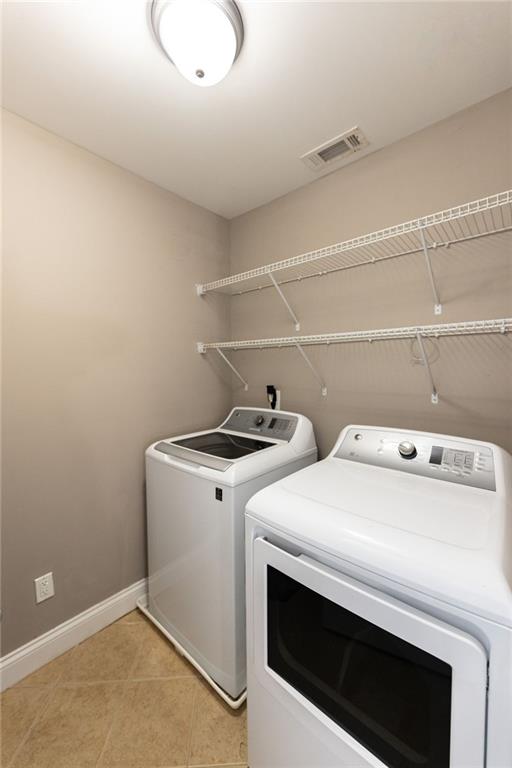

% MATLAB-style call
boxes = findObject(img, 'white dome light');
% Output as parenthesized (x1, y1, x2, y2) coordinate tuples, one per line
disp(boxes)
(151, 0, 244, 88)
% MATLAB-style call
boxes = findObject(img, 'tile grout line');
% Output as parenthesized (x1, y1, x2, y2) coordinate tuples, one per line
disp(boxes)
(192, 764, 247, 768)
(6, 675, 62, 768)
(185, 680, 200, 768)
(94, 700, 119, 768)
(94, 621, 148, 767)
(126, 618, 151, 679)
(51, 614, 198, 688)
(52, 672, 198, 686)
(6, 648, 79, 766)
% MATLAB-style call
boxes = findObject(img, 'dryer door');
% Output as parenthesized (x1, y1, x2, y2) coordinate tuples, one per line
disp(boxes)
(252, 537, 487, 768)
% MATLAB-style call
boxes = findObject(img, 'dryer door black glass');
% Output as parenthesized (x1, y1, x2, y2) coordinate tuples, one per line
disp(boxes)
(267, 566, 452, 768)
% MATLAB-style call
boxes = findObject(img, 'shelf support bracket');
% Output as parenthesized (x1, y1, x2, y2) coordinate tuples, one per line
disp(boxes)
(269, 273, 300, 331)
(416, 332, 438, 405)
(295, 344, 327, 397)
(216, 348, 249, 391)
(419, 229, 442, 315)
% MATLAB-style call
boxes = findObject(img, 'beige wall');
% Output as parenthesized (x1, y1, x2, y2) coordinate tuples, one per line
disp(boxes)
(229, 89, 512, 458)
(1, 111, 230, 654)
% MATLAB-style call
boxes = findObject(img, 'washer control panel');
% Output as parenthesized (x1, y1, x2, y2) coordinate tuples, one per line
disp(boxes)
(335, 428, 496, 491)
(221, 409, 298, 442)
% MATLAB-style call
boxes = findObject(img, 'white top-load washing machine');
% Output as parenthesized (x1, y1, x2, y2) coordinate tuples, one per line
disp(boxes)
(246, 425, 512, 768)
(141, 407, 316, 707)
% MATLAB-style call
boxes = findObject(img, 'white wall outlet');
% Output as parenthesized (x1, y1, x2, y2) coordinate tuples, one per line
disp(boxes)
(34, 572, 55, 604)
(275, 389, 281, 410)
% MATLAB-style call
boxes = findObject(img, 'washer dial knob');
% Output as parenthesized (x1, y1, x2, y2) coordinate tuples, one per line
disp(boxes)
(398, 440, 417, 459)
(254, 415, 265, 427)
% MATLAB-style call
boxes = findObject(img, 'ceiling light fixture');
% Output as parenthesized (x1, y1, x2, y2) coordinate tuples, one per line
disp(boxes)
(151, 0, 244, 88)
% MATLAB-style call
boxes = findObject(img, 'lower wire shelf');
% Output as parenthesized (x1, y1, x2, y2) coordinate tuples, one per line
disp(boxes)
(198, 318, 511, 352)
(197, 317, 512, 403)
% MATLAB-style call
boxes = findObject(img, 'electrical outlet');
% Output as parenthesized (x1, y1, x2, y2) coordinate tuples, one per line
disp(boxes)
(266, 385, 281, 411)
(34, 572, 55, 604)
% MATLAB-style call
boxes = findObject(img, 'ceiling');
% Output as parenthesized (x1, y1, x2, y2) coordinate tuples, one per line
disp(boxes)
(3, 1, 511, 218)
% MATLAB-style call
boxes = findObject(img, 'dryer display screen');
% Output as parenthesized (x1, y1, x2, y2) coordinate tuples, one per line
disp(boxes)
(429, 446, 443, 465)
(430, 446, 474, 469)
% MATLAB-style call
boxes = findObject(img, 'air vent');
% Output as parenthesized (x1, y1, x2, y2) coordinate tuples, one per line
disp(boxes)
(301, 127, 369, 171)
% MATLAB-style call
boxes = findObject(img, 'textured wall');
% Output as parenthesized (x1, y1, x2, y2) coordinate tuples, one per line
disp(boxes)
(228, 90, 512, 458)
(1, 111, 230, 654)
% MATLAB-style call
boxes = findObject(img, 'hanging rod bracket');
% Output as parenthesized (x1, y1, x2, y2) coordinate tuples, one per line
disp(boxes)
(415, 332, 438, 405)
(269, 273, 300, 331)
(419, 229, 442, 315)
(295, 343, 327, 397)
(216, 348, 249, 391)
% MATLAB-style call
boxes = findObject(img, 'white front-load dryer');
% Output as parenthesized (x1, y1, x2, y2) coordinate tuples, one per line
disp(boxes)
(245, 425, 512, 767)
(141, 407, 316, 707)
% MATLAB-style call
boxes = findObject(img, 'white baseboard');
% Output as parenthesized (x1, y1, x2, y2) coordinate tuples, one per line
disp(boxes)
(0, 578, 147, 691)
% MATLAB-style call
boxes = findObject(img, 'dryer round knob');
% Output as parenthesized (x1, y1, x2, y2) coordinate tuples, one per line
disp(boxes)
(398, 441, 417, 459)
(254, 415, 265, 426)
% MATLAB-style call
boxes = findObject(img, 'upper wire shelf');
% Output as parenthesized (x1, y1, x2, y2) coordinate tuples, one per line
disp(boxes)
(197, 190, 512, 296)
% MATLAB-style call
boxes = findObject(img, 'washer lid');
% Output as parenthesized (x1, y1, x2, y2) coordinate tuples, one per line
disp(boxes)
(153, 441, 234, 472)
(171, 431, 274, 459)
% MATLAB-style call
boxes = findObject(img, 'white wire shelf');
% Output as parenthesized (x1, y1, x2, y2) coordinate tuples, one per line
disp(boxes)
(197, 190, 512, 297)
(197, 317, 512, 352)
(198, 317, 512, 403)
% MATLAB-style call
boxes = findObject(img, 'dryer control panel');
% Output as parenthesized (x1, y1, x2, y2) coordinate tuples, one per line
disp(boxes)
(221, 409, 298, 442)
(335, 427, 496, 491)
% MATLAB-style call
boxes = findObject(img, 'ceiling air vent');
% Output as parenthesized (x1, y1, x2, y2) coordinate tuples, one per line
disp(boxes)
(301, 127, 369, 171)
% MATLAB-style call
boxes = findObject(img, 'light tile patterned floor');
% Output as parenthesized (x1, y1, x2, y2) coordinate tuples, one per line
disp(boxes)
(1, 610, 247, 768)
